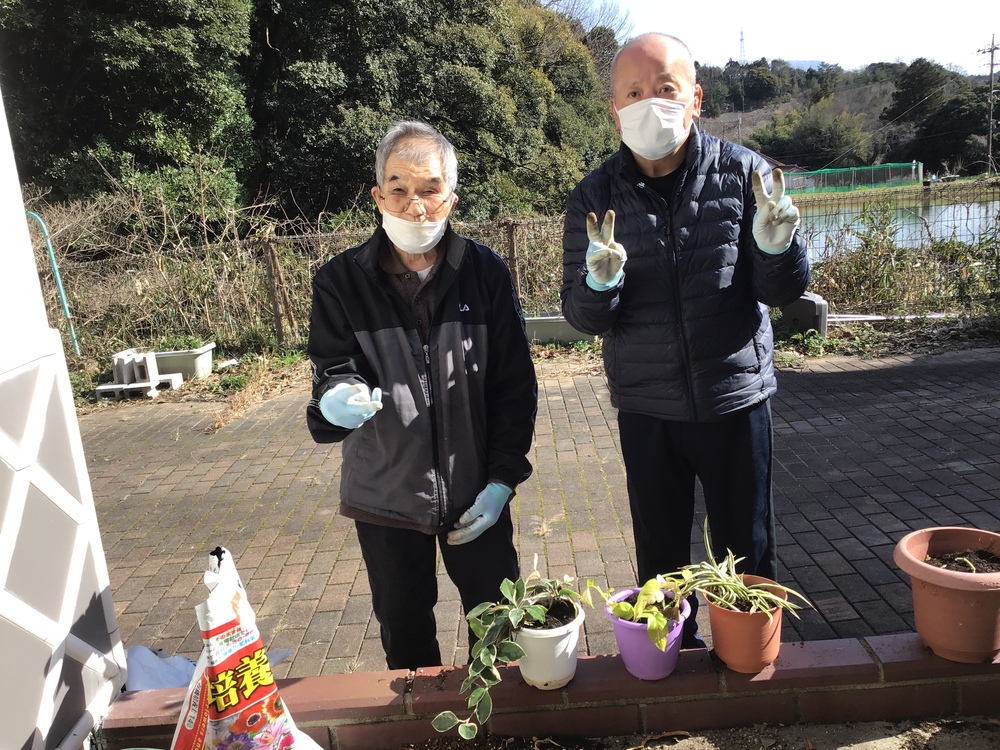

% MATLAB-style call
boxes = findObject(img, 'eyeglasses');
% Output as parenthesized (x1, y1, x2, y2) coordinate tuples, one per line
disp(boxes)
(379, 190, 451, 216)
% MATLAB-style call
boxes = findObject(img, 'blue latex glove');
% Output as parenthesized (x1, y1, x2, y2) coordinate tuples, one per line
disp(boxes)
(752, 168, 800, 254)
(585, 209, 626, 291)
(319, 382, 382, 429)
(446, 482, 513, 545)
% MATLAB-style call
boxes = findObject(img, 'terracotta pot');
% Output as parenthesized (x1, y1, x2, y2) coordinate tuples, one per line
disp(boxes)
(893, 526, 1000, 663)
(705, 574, 786, 674)
(513, 604, 585, 689)
(607, 588, 691, 681)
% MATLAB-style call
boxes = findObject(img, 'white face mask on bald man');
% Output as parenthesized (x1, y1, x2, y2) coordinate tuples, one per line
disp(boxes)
(615, 97, 691, 161)
(381, 211, 448, 255)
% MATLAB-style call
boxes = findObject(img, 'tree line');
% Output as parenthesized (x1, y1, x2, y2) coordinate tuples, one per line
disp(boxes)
(0, 0, 619, 226)
(1, 1, 995, 242)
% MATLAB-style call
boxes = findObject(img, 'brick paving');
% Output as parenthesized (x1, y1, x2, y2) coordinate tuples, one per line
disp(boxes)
(81, 347, 1000, 679)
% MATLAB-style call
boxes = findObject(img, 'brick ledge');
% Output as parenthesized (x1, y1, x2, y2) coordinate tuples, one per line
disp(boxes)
(100, 634, 1000, 750)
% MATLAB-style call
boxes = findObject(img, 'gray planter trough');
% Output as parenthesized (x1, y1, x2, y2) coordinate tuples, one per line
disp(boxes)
(154, 341, 216, 379)
(524, 314, 597, 344)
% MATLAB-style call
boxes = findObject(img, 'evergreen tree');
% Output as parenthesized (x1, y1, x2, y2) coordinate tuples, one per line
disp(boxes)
(246, 0, 617, 219)
(743, 65, 780, 108)
(0, 0, 254, 200)
(748, 96, 868, 169)
(913, 86, 991, 173)
(880, 57, 951, 126)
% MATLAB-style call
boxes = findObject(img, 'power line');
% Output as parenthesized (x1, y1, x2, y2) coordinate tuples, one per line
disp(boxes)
(815, 82, 952, 170)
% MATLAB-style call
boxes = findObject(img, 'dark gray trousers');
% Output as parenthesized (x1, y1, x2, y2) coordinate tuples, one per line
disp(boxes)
(355, 505, 519, 670)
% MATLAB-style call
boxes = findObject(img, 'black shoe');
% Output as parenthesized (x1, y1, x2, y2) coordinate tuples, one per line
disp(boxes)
(681, 631, 707, 650)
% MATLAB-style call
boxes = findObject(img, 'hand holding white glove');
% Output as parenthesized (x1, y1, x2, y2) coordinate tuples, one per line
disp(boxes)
(446, 482, 513, 545)
(319, 382, 383, 429)
(752, 168, 800, 254)
(585, 209, 627, 290)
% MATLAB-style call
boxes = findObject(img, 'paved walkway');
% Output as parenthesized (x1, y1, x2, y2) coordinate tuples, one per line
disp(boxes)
(81, 348, 1000, 679)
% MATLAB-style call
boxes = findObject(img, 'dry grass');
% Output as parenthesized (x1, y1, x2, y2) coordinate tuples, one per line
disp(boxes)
(208, 356, 310, 432)
(530, 342, 604, 378)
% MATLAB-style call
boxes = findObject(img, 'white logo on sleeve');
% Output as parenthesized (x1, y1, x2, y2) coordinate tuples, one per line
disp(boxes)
(459, 303, 470, 312)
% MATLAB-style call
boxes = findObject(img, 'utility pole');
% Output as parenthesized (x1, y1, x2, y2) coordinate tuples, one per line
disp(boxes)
(738, 29, 746, 145)
(981, 35, 998, 177)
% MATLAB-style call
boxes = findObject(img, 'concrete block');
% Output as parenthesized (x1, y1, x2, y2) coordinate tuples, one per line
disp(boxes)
(131, 352, 159, 383)
(112, 349, 138, 385)
(96, 372, 182, 400)
(524, 315, 596, 345)
(779, 292, 828, 337)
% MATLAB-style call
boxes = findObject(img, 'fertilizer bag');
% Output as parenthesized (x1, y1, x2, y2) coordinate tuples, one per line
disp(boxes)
(170, 547, 321, 750)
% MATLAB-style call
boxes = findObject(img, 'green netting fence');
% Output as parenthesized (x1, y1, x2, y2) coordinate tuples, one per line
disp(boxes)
(785, 162, 924, 193)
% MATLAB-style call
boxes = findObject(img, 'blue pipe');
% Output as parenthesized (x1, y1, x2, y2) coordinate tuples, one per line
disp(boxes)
(26, 210, 81, 356)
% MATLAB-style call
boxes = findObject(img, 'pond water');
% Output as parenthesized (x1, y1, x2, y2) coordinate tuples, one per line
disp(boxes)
(799, 195, 1000, 261)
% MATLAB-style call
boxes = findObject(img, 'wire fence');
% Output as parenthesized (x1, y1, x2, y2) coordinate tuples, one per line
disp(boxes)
(796, 182, 1000, 257)
(32, 182, 1000, 361)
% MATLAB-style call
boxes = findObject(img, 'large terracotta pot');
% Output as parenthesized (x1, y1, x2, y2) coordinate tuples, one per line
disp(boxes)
(705, 574, 786, 674)
(513, 604, 585, 689)
(893, 526, 1000, 663)
(607, 588, 691, 681)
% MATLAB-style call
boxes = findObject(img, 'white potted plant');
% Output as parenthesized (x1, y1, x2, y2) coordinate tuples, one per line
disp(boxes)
(431, 563, 584, 740)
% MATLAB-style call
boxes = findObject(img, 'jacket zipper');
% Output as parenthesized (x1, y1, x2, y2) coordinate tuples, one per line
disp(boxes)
(423, 342, 446, 527)
(424, 241, 466, 528)
(366, 252, 447, 530)
(638, 180, 697, 422)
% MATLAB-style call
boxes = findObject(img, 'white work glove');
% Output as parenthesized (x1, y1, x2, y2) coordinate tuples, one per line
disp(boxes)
(319, 382, 382, 429)
(585, 209, 627, 291)
(446, 482, 512, 546)
(752, 168, 800, 254)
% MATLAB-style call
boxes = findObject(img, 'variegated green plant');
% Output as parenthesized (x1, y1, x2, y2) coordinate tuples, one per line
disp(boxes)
(582, 571, 697, 651)
(432, 563, 581, 740)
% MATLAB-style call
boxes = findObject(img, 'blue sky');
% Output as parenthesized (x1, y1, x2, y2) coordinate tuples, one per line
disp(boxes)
(616, 0, 997, 76)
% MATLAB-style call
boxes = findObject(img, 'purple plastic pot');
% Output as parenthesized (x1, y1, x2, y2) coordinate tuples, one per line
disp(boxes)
(607, 587, 690, 680)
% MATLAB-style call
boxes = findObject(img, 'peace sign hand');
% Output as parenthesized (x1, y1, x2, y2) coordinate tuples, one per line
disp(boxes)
(585, 209, 627, 289)
(751, 168, 800, 255)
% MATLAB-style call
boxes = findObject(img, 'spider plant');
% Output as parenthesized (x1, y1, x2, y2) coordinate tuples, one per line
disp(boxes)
(685, 520, 812, 620)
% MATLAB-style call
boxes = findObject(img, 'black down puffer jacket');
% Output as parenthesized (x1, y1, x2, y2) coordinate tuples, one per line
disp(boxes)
(561, 128, 810, 422)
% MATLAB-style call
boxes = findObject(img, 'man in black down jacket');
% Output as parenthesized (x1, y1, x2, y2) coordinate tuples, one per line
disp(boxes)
(307, 121, 538, 669)
(561, 33, 810, 646)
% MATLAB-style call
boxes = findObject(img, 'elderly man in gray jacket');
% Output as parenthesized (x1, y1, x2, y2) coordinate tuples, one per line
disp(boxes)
(308, 121, 537, 669)
(561, 33, 810, 647)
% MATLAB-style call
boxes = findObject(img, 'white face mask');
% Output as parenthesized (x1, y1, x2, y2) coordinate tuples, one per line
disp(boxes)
(615, 97, 691, 160)
(381, 210, 449, 255)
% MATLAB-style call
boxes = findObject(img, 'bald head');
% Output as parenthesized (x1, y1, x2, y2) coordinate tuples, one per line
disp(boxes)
(608, 32, 703, 173)
(612, 33, 696, 88)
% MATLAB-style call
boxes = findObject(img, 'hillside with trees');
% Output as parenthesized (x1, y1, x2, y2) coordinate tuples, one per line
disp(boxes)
(700, 56, 993, 175)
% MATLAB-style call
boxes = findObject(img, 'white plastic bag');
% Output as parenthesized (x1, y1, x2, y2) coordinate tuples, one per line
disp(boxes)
(125, 646, 197, 690)
(170, 547, 321, 750)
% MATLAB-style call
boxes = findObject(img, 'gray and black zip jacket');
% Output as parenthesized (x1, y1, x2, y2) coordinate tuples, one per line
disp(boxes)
(307, 226, 537, 534)
(561, 127, 811, 422)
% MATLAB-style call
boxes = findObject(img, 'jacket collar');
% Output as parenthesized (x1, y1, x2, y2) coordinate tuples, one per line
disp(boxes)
(357, 224, 466, 279)
(617, 123, 703, 183)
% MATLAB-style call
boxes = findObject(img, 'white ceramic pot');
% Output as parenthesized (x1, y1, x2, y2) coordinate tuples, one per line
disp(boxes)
(512, 604, 585, 689)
